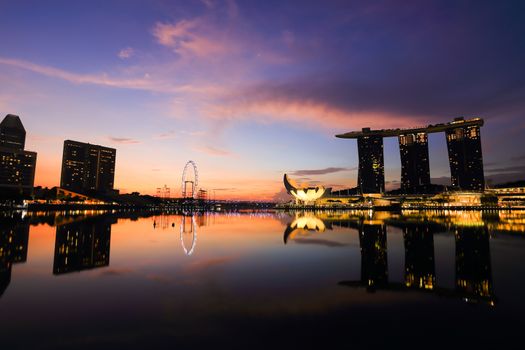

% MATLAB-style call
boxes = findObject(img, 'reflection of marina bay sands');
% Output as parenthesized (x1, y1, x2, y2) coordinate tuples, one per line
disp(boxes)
(284, 212, 496, 305)
(336, 117, 485, 193)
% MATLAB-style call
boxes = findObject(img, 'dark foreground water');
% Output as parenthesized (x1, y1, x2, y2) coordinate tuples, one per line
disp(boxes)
(1, 209, 524, 349)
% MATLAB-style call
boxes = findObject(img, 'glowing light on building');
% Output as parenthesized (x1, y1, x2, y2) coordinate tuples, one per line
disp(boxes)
(283, 174, 325, 205)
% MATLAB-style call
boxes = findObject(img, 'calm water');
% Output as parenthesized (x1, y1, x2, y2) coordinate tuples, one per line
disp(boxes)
(1, 209, 525, 348)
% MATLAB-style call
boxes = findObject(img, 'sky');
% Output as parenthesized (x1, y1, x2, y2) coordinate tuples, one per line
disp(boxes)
(1, 0, 525, 200)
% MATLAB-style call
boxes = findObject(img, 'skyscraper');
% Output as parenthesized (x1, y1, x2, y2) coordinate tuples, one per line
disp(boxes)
(446, 118, 485, 191)
(0, 114, 37, 197)
(337, 117, 485, 194)
(60, 140, 116, 194)
(357, 131, 384, 194)
(0, 114, 26, 150)
(399, 132, 431, 192)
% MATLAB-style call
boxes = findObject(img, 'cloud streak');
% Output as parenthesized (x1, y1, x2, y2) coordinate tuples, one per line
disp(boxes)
(0, 56, 219, 95)
(291, 167, 354, 176)
(108, 136, 141, 144)
(117, 47, 134, 59)
(152, 18, 234, 58)
(193, 145, 233, 157)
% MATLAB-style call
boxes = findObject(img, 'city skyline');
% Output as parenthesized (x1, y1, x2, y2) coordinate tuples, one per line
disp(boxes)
(1, 1, 525, 200)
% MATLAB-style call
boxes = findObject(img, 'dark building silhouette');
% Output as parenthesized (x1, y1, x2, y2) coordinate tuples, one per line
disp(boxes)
(454, 225, 494, 303)
(60, 140, 116, 194)
(336, 117, 485, 194)
(446, 118, 485, 191)
(358, 221, 388, 291)
(399, 132, 431, 192)
(0, 114, 37, 197)
(403, 224, 436, 290)
(0, 114, 26, 150)
(53, 217, 114, 274)
(0, 215, 30, 297)
(357, 132, 384, 193)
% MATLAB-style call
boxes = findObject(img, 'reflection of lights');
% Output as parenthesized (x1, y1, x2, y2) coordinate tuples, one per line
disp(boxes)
(180, 215, 197, 256)
(290, 216, 326, 232)
(283, 213, 327, 243)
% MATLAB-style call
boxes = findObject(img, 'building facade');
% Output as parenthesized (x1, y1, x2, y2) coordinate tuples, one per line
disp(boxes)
(336, 117, 485, 194)
(0, 114, 37, 197)
(446, 122, 485, 191)
(357, 132, 384, 194)
(399, 132, 431, 192)
(60, 140, 116, 194)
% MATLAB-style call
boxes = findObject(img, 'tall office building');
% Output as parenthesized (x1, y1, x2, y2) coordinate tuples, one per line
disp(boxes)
(337, 117, 485, 194)
(60, 140, 116, 194)
(446, 118, 485, 191)
(357, 131, 385, 193)
(0, 114, 37, 197)
(399, 132, 431, 192)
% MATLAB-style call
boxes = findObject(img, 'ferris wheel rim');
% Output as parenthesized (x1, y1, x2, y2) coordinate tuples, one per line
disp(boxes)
(182, 160, 199, 198)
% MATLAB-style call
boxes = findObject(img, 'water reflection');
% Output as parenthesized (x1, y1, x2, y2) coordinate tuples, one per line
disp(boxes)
(53, 216, 115, 274)
(180, 215, 197, 256)
(0, 209, 522, 305)
(150, 212, 208, 256)
(401, 223, 437, 290)
(284, 211, 498, 305)
(0, 213, 29, 296)
(283, 213, 326, 243)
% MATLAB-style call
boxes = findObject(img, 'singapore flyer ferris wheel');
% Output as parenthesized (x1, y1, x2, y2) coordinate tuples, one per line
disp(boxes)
(181, 160, 199, 198)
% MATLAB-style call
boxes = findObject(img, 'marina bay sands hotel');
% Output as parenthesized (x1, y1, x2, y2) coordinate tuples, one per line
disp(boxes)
(336, 117, 485, 194)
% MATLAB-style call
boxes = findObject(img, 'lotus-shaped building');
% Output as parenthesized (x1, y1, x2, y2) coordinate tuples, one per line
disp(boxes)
(283, 174, 326, 205)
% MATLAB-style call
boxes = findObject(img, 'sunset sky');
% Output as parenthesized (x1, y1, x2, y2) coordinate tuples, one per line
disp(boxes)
(1, 0, 524, 200)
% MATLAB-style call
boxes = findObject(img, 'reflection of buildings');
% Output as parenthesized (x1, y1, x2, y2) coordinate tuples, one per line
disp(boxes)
(0, 215, 30, 297)
(454, 226, 493, 302)
(53, 217, 115, 274)
(358, 221, 388, 291)
(283, 213, 326, 243)
(195, 212, 210, 227)
(60, 140, 116, 194)
(284, 212, 496, 304)
(402, 224, 436, 290)
(0, 114, 37, 196)
(336, 117, 484, 193)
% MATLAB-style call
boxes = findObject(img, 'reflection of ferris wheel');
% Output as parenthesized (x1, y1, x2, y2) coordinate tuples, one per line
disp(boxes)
(182, 160, 199, 198)
(180, 215, 197, 256)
